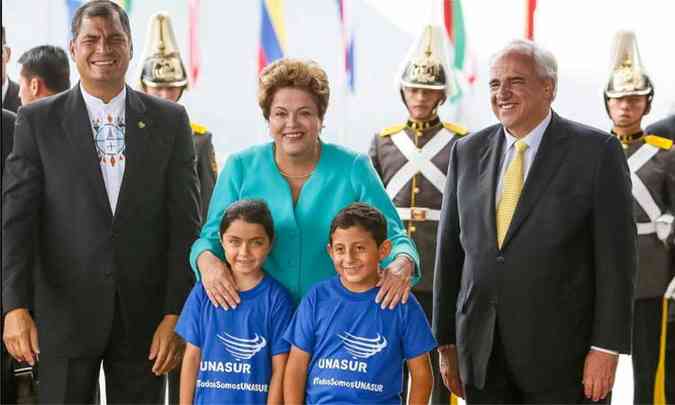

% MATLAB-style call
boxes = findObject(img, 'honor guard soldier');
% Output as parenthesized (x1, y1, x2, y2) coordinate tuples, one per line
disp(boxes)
(137, 12, 216, 404)
(604, 30, 675, 405)
(138, 12, 217, 221)
(368, 24, 467, 405)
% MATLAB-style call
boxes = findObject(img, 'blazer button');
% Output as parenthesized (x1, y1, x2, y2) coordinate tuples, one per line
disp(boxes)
(496, 255, 505, 263)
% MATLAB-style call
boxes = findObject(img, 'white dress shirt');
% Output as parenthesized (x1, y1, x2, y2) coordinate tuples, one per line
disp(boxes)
(495, 110, 551, 205)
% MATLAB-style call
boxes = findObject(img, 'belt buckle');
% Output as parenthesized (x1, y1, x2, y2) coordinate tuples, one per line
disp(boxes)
(411, 208, 427, 221)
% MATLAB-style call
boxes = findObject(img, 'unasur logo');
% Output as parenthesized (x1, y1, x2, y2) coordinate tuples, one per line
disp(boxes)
(337, 332, 387, 359)
(216, 333, 267, 360)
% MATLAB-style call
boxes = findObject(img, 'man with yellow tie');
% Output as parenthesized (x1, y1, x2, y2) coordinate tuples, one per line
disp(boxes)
(432, 39, 637, 404)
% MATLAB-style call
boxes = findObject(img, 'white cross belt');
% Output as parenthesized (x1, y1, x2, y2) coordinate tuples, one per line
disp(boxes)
(385, 130, 454, 199)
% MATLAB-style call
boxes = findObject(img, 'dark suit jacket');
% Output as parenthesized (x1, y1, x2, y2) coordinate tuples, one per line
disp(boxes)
(432, 112, 637, 392)
(646, 114, 675, 140)
(1, 108, 15, 174)
(2, 85, 201, 358)
(2, 79, 21, 113)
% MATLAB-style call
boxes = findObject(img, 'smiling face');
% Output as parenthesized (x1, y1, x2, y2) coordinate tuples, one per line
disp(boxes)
(328, 226, 391, 292)
(268, 87, 322, 161)
(69, 15, 131, 98)
(403, 87, 445, 121)
(607, 95, 648, 133)
(221, 219, 271, 279)
(489, 51, 554, 138)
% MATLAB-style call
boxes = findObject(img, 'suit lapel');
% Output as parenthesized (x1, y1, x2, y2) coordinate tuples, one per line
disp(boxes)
(478, 127, 504, 249)
(501, 112, 572, 249)
(61, 86, 112, 220)
(114, 87, 151, 223)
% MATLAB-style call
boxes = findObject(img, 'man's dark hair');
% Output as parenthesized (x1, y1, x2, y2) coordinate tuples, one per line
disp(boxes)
(2, 26, 6, 46)
(18, 46, 71, 94)
(329, 203, 388, 246)
(219, 199, 275, 242)
(70, 0, 132, 45)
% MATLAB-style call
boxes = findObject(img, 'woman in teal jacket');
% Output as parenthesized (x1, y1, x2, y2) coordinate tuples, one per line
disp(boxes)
(190, 59, 419, 306)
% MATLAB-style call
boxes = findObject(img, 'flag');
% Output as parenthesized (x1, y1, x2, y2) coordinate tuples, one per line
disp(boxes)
(112, 0, 132, 13)
(336, 0, 356, 92)
(258, 0, 287, 73)
(188, 0, 201, 87)
(525, 0, 537, 40)
(443, 0, 477, 106)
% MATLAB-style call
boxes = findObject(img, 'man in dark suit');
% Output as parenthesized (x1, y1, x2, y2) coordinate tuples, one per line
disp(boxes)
(2, 26, 21, 113)
(1, 1, 200, 403)
(432, 39, 637, 404)
(647, 114, 675, 140)
(1, 108, 16, 404)
(17, 45, 70, 106)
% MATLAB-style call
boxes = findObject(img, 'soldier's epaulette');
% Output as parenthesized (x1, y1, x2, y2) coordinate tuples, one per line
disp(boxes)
(191, 122, 208, 135)
(379, 123, 406, 137)
(443, 122, 468, 136)
(644, 134, 673, 150)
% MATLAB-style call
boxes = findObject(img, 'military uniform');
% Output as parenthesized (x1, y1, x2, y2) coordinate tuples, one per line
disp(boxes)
(617, 132, 675, 404)
(373, 24, 467, 405)
(605, 31, 674, 404)
(370, 117, 466, 295)
(191, 122, 218, 220)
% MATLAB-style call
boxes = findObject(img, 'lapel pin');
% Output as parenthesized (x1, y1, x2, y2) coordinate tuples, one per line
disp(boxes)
(138, 121, 146, 129)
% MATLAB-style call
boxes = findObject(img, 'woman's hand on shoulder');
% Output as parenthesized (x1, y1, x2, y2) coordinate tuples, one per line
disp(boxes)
(197, 251, 240, 309)
(375, 255, 414, 310)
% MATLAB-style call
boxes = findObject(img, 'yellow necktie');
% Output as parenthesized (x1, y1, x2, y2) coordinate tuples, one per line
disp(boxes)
(497, 140, 528, 248)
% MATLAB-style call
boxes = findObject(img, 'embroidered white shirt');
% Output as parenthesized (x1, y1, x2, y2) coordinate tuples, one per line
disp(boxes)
(80, 85, 127, 214)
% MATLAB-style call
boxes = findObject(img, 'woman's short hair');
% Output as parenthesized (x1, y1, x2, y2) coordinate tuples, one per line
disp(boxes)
(257, 58, 330, 121)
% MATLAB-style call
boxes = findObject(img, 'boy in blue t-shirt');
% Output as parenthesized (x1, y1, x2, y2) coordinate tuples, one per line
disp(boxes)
(283, 202, 437, 404)
(176, 200, 294, 404)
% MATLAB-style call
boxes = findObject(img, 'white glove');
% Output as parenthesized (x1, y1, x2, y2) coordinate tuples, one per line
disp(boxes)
(666, 277, 675, 300)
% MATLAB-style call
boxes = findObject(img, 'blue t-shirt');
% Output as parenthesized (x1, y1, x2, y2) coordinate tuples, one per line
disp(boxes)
(176, 275, 294, 404)
(283, 276, 437, 405)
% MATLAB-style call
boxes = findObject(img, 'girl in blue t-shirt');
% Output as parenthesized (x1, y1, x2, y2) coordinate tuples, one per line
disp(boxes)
(176, 199, 294, 404)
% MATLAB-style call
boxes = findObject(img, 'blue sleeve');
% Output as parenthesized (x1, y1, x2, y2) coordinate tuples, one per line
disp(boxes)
(270, 288, 295, 356)
(189, 154, 243, 278)
(175, 284, 206, 348)
(401, 295, 437, 360)
(282, 291, 316, 354)
(350, 154, 421, 283)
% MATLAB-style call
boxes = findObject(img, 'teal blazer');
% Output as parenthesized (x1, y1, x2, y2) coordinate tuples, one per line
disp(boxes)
(190, 142, 420, 302)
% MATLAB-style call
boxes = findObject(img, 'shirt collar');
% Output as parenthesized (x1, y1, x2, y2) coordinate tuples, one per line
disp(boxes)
(2, 77, 8, 103)
(79, 83, 126, 112)
(502, 109, 552, 152)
